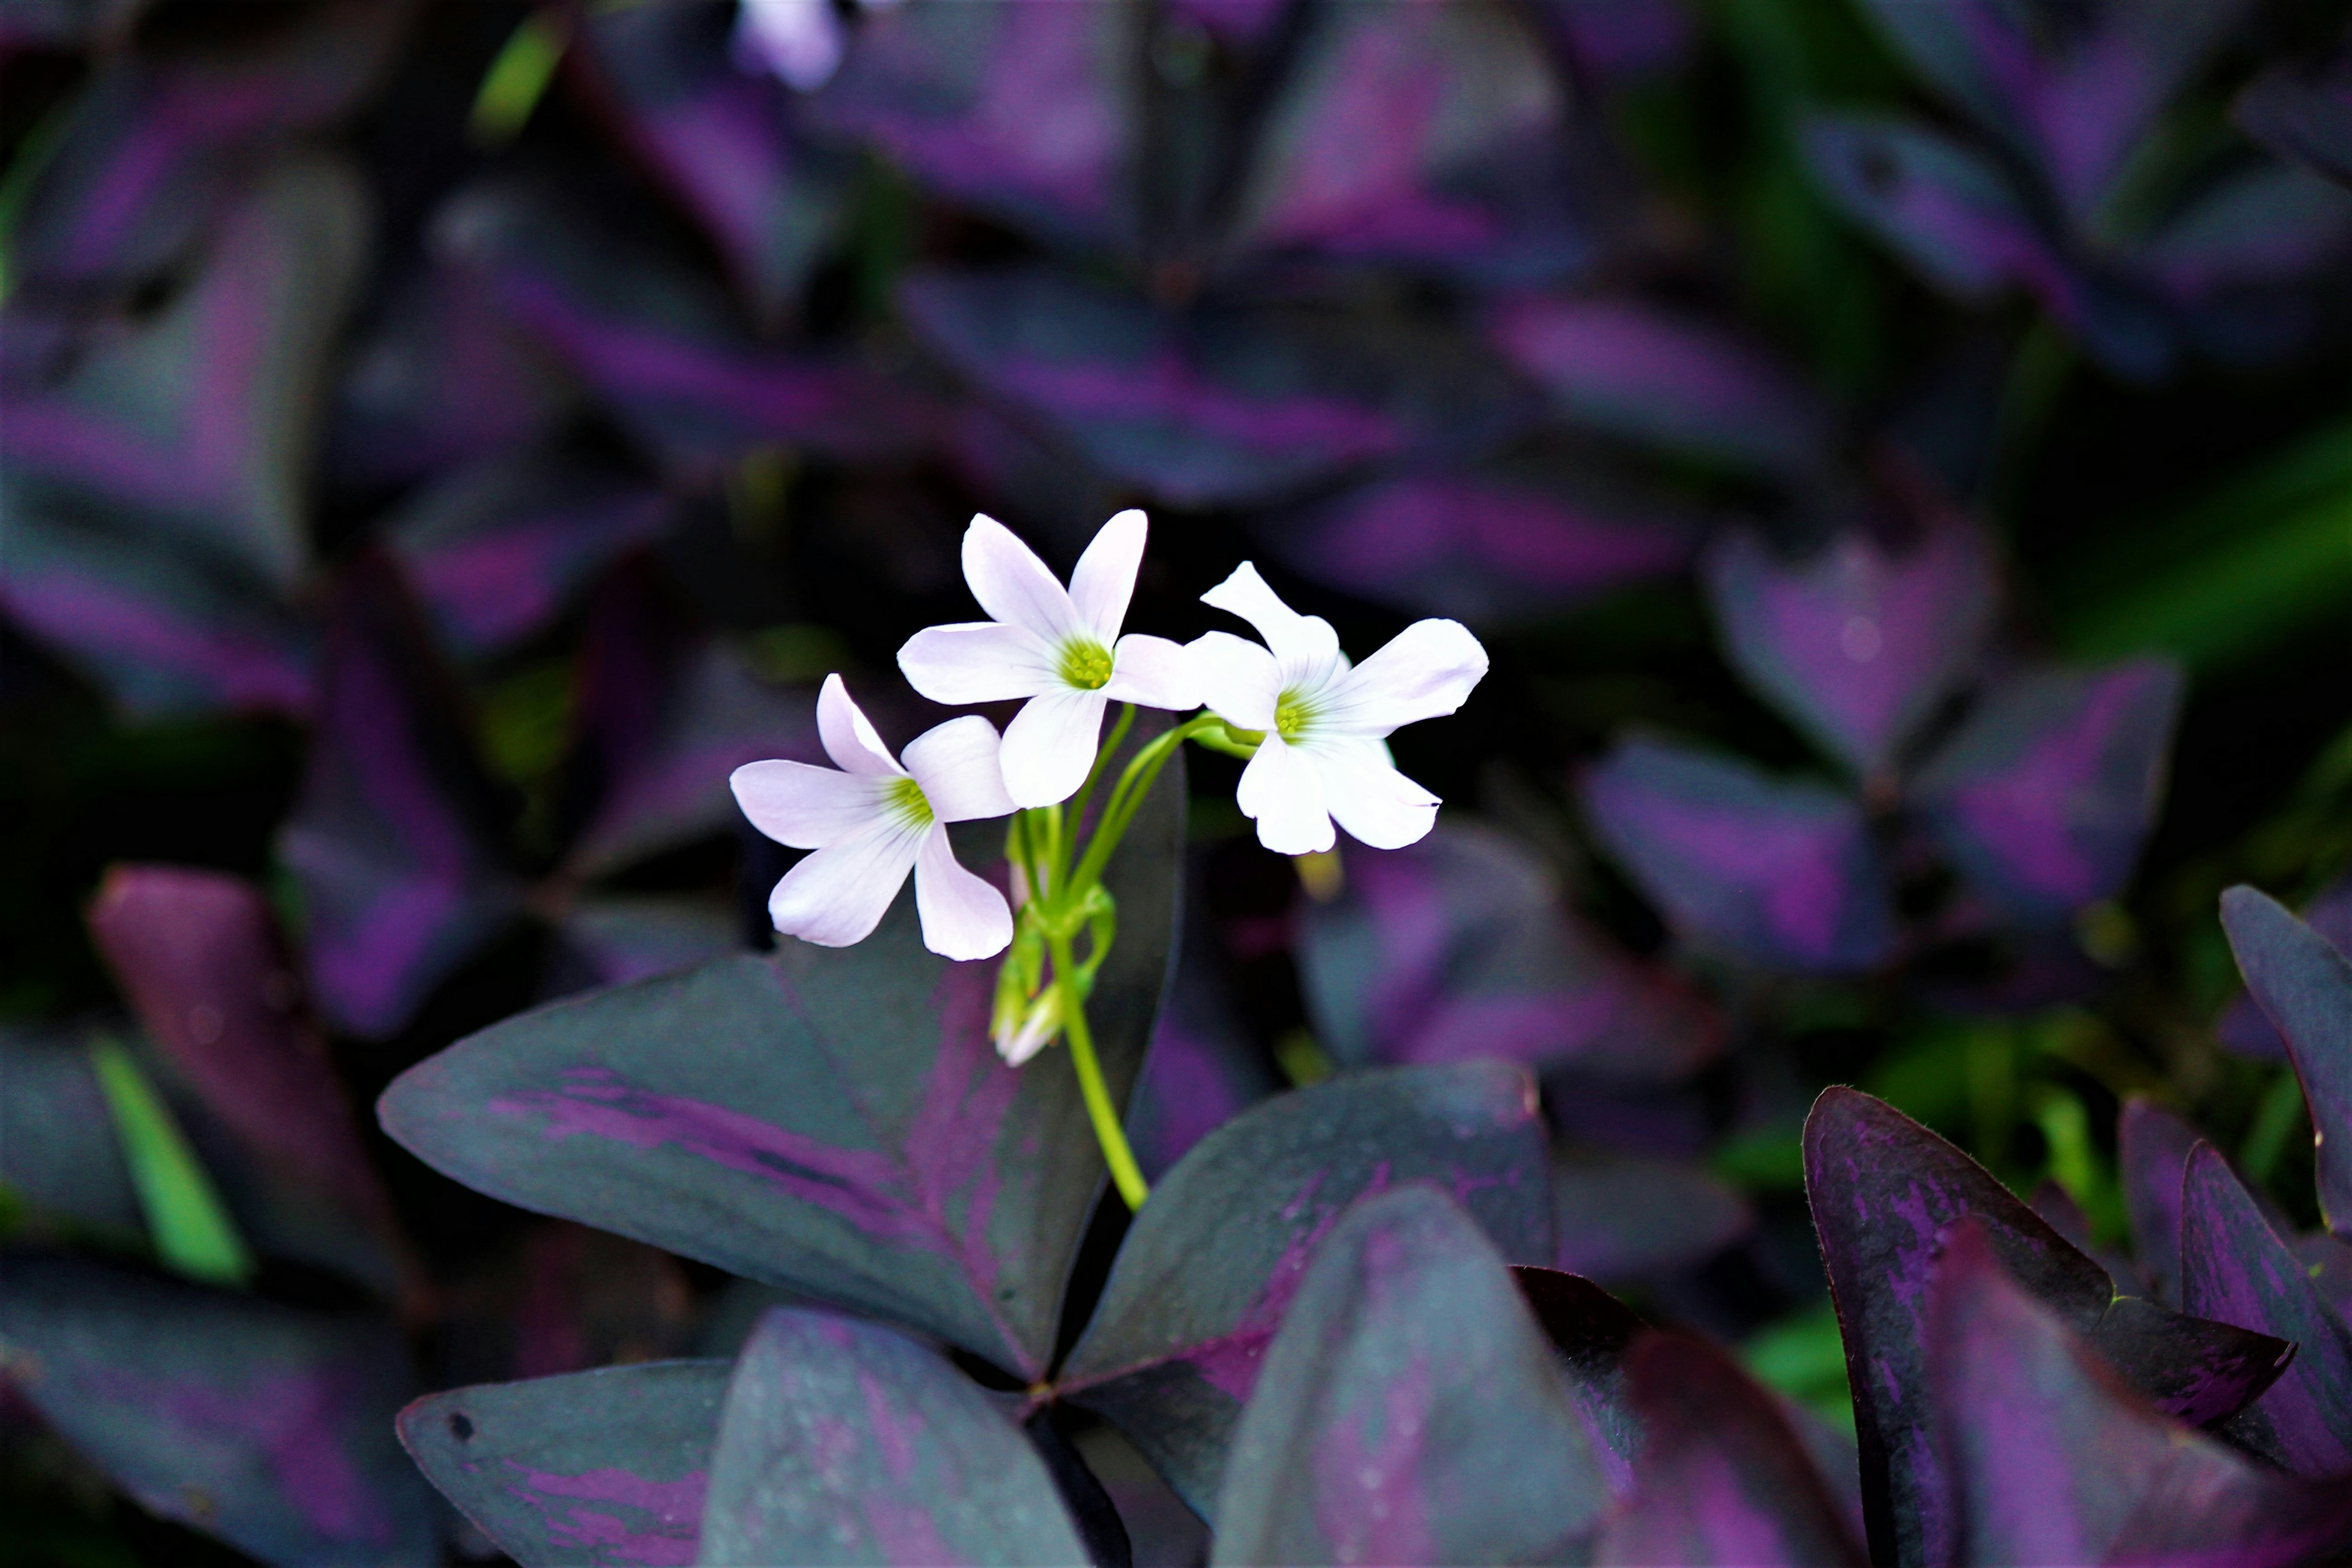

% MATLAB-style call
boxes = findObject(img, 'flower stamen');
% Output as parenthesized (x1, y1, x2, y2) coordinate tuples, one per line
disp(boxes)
(1275, 689, 1314, 741)
(884, 774, 933, 830)
(1058, 637, 1115, 691)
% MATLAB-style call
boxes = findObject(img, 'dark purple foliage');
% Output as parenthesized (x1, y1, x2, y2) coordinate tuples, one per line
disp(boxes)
(2238, 48, 2352, 190)
(2222, 886, 2352, 1236)
(2217, 876, 2352, 1062)
(2119, 1096, 2203, 1303)
(1553, 1145, 1752, 1281)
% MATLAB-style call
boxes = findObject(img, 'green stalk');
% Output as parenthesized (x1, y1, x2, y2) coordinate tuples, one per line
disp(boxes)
(91, 1039, 253, 1286)
(1050, 928, 1148, 1210)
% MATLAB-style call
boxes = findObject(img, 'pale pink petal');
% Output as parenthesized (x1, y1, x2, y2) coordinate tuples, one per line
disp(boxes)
(1068, 508, 1147, 644)
(730, 760, 881, 850)
(1185, 631, 1281, 731)
(1308, 736, 1441, 850)
(898, 621, 1058, 705)
(901, 715, 1017, 823)
(913, 826, 1014, 960)
(816, 674, 902, 777)
(1236, 734, 1335, 854)
(1000, 687, 1109, 809)
(964, 513, 1079, 644)
(1321, 618, 1489, 737)
(731, 0, 844, 91)
(1101, 633, 1201, 711)
(1200, 562, 1344, 691)
(767, 821, 923, 947)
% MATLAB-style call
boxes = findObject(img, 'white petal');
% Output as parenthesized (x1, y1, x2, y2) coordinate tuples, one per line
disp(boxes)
(898, 622, 1058, 705)
(1185, 631, 1281, 731)
(816, 674, 902, 777)
(1101, 633, 1201, 711)
(767, 821, 922, 947)
(1199, 562, 1345, 692)
(914, 826, 1013, 960)
(963, 513, 1079, 644)
(1235, 735, 1335, 854)
(732, 0, 844, 91)
(901, 715, 1017, 823)
(1308, 736, 1441, 850)
(1068, 508, 1147, 644)
(1321, 618, 1490, 737)
(1000, 688, 1109, 809)
(730, 760, 882, 850)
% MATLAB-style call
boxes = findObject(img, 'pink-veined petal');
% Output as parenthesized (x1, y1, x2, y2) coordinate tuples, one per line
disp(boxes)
(898, 621, 1058, 705)
(1236, 734, 1335, 854)
(1200, 562, 1344, 691)
(730, 760, 882, 850)
(1185, 631, 1281, 731)
(767, 820, 923, 947)
(1321, 618, 1489, 737)
(902, 715, 1017, 823)
(1068, 508, 1147, 644)
(913, 826, 1013, 961)
(1308, 735, 1441, 850)
(816, 673, 902, 777)
(964, 513, 1079, 644)
(1001, 687, 1109, 809)
(1102, 633, 1201, 711)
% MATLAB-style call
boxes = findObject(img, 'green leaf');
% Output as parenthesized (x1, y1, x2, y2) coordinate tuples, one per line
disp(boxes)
(89, 1038, 252, 1287)
(470, 10, 570, 147)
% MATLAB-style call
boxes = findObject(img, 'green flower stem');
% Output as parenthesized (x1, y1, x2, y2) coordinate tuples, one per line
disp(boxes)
(1050, 926, 1149, 1210)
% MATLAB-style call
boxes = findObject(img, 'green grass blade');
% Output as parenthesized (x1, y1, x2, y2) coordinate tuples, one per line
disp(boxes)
(89, 1037, 253, 1287)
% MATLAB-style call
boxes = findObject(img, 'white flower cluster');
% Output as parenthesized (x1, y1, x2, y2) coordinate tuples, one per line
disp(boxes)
(731, 511, 1488, 963)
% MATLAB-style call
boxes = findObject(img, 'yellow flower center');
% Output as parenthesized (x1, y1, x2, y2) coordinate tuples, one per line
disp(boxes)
(1058, 638, 1114, 691)
(885, 774, 933, 830)
(1275, 690, 1314, 741)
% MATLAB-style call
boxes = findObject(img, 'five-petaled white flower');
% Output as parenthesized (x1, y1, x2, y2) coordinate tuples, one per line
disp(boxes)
(1189, 564, 1488, 855)
(731, 675, 1016, 961)
(899, 511, 1200, 809)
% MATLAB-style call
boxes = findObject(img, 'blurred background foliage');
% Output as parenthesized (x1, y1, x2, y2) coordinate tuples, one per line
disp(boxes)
(3, 0, 2351, 1560)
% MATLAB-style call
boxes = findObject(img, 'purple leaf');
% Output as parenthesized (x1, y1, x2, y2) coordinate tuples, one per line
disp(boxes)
(2137, 163, 2352, 302)
(1221, 0, 1603, 286)
(2179, 1142, 2352, 1476)
(1914, 660, 2185, 927)
(0, 483, 314, 718)
(0, 1254, 435, 1567)
(277, 560, 523, 1038)
(1554, 1145, 1752, 1281)
(1928, 1219, 2352, 1568)
(808, 0, 1142, 254)
(1490, 296, 1833, 475)
(2219, 884, 2352, 1237)
(1596, 1330, 1866, 1568)
(554, 897, 739, 993)
(328, 263, 577, 489)
(0, 1025, 144, 1243)
(1, 153, 368, 594)
(383, 451, 677, 665)
(1061, 1062, 1556, 1519)
(1803, 1088, 2294, 1568)
(1125, 918, 1280, 1183)
(380, 760, 1182, 1384)
(1260, 460, 1700, 624)
(2118, 1097, 2201, 1305)
(1530, 0, 1695, 81)
(1581, 736, 1898, 973)
(2302, 1232, 2352, 1323)
(1702, 518, 1997, 779)
(432, 180, 927, 484)
(700, 1310, 1087, 1566)
(85, 864, 401, 1259)
(1296, 824, 1723, 1082)
(1510, 1265, 1646, 1493)
(2237, 50, 2352, 191)
(1165, 0, 1291, 50)
(1801, 113, 2073, 314)
(6, 0, 409, 293)
(572, 2, 846, 328)
(399, 1360, 725, 1568)
(2216, 876, 2352, 1063)
(899, 265, 1532, 508)
(1210, 1185, 1613, 1564)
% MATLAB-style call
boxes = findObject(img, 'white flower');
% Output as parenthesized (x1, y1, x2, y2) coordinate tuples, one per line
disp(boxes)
(733, 0, 846, 91)
(731, 675, 1016, 960)
(899, 511, 1200, 808)
(1188, 564, 1487, 855)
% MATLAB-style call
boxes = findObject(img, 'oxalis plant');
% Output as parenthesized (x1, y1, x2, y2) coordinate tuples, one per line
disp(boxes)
(359, 519, 2352, 1567)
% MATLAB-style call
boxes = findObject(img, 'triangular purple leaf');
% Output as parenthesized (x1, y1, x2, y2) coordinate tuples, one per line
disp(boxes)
(1061, 1062, 1555, 1520)
(2119, 1096, 2201, 1303)
(399, 1360, 726, 1568)
(1209, 1186, 1611, 1565)
(1702, 518, 1997, 780)
(2220, 884, 2352, 1237)
(2136, 162, 2352, 304)
(2216, 877, 2352, 1063)
(1510, 1265, 1646, 1494)
(1581, 736, 1897, 973)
